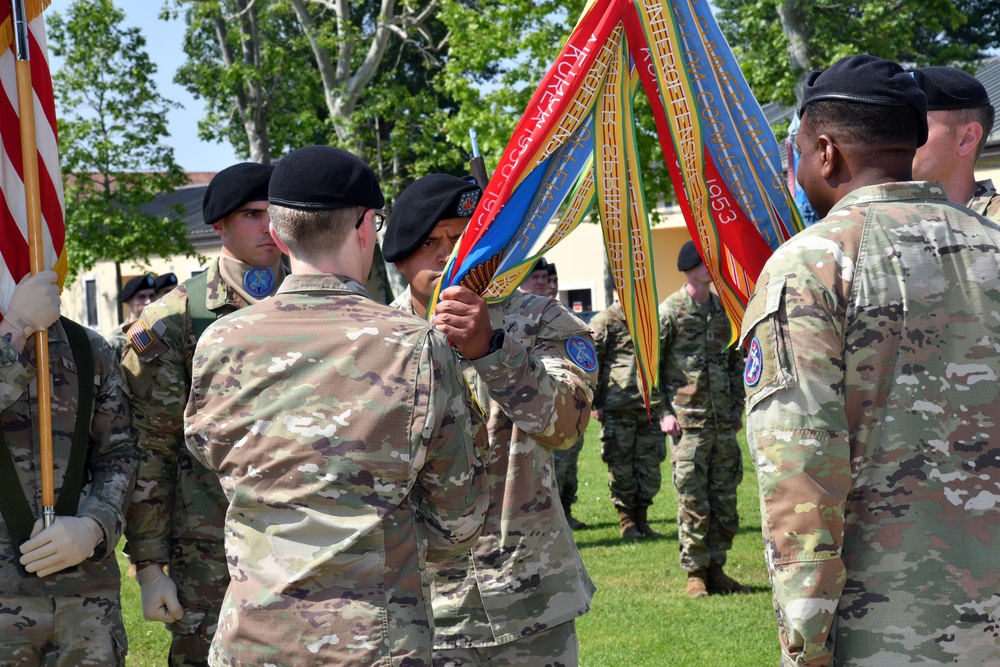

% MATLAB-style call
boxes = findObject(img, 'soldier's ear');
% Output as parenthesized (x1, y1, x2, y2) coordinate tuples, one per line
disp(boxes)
(817, 134, 838, 180)
(957, 120, 983, 159)
(269, 223, 291, 256)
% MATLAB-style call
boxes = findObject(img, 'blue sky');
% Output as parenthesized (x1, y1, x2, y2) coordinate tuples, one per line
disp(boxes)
(108, 2, 239, 172)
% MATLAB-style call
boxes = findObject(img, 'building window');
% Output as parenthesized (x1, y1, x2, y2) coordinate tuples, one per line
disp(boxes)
(84, 278, 99, 328)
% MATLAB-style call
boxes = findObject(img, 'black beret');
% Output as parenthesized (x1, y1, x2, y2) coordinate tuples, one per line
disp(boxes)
(530, 257, 550, 274)
(677, 240, 703, 272)
(913, 66, 991, 111)
(154, 273, 178, 292)
(122, 274, 155, 303)
(383, 174, 481, 262)
(203, 162, 274, 225)
(546, 262, 557, 277)
(801, 55, 928, 146)
(269, 145, 384, 212)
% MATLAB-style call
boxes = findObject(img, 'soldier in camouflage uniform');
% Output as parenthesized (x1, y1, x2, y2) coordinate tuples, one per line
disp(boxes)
(744, 55, 1000, 666)
(659, 240, 746, 598)
(1, 271, 138, 665)
(105, 273, 156, 359)
(384, 173, 597, 667)
(120, 162, 284, 667)
(912, 66, 1000, 220)
(590, 299, 667, 539)
(184, 146, 489, 667)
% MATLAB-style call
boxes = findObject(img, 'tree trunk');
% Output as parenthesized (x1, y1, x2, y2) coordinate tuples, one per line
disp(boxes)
(115, 260, 123, 325)
(775, 0, 813, 104)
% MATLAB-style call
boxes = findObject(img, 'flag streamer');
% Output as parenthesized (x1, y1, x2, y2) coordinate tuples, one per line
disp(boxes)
(431, 0, 803, 404)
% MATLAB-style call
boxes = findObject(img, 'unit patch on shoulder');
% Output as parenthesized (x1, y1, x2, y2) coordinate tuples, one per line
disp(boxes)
(744, 337, 763, 387)
(244, 266, 275, 298)
(566, 336, 598, 371)
(127, 320, 155, 354)
(457, 189, 481, 217)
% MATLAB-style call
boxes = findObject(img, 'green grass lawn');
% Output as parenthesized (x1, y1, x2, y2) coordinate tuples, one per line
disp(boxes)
(119, 421, 779, 666)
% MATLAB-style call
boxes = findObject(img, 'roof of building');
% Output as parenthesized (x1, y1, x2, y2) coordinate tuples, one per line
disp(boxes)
(141, 182, 213, 242)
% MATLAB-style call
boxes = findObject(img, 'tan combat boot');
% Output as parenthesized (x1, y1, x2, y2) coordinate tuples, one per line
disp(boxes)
(617, 508, 643, 539)
(707, 565, 750, 594)
(634, 506, 663, 538)
(687, 569, 709, 598)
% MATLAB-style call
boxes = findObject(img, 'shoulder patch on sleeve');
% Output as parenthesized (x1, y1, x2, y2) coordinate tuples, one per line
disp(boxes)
(126, 319, 169, 362)
(566, 336, 598, 371)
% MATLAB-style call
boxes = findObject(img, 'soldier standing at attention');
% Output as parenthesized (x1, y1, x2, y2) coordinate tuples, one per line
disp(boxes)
(120, 162, 283, 666)
(743, 55, 1000, 666)
(911, 66, 999, 219)
(184, 146, 489, 667)
(383, 173, 596, 667)
(590, 297, 666, 540)
(0, 271, 138, 664)
(106, 273, 156, 358)
(659, 240, 747, 598)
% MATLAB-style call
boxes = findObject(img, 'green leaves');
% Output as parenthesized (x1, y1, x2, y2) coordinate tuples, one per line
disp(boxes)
(50, 0, 197, 284)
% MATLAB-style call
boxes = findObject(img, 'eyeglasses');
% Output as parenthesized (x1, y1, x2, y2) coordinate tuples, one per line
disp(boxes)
(355, 209, 385, 232)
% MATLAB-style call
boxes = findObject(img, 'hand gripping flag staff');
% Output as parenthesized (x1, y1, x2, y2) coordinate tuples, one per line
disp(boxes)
(428, 0, 803, 407)
(0, 0, 66, 528)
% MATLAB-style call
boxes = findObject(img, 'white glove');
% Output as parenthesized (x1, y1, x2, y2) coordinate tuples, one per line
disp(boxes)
(19, 515, 103, 577)
(5, 270, 61, 336)
(136, 564, 184, 623)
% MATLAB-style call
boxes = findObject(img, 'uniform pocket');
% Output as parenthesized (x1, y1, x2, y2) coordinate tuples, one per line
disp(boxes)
(740, 276, 796, 412)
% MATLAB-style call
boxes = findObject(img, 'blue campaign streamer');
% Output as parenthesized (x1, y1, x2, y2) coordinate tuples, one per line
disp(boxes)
(672, 0, 801, 249)
(493, 119, 597, 275)
(442, 118, 597, 290)
(441, 165, 548, 289)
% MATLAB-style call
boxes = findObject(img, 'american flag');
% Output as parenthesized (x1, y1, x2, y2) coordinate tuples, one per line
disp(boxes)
(0, 0, 64, 313)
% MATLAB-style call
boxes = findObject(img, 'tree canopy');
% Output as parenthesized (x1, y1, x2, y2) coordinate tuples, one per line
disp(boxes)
(50, 0, 196, 285)
(716, 0, 1000, 106)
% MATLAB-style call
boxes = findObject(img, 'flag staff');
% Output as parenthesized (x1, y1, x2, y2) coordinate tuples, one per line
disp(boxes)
(12, 0, 55, 528)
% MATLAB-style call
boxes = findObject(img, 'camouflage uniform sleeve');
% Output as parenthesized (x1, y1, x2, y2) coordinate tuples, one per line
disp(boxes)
(741, 250, 852, 667)
(657, 303, 677, 417)
(120, 296, 191, 564)
(79, 334, 139, 560)
(468, 299, 595, 450)
(589, 308, 611, 410)
(412, 331, 490, 562)
(0, 336, 34, 409)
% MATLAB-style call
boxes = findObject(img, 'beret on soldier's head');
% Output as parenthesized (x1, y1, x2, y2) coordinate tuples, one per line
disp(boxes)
(121, 274, 155, 303)
(268, 145, 384, 212)
(382, 174, 481, 262)
(677, 240, 702, 272)
(203, 162, 274, 225)
(154, 273, 177, 292)
(546, 262, 557, 277)
(913, 66, 991, 111)
(800, 54, 928, 146)
(530, 257, 550, 274)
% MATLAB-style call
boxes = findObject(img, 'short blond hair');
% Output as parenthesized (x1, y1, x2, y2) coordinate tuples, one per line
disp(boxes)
(269, 204, 365, 261)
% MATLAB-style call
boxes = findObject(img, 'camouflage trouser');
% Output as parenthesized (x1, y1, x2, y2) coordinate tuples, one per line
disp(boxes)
(0, 591, 127, 666)
(670, 425, 742, 572)
(599, 409, 667, 510)
(166, 538, 229, 667)
(433, 619, 578, 667)
(554, 436, 585, 506)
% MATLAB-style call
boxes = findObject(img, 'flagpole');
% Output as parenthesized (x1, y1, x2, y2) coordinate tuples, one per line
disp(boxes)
(12, 0, 55, 528)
